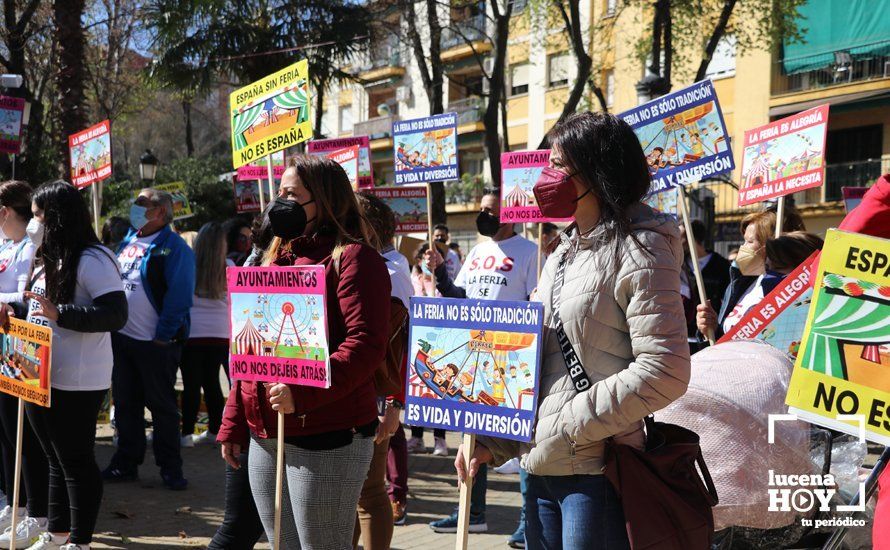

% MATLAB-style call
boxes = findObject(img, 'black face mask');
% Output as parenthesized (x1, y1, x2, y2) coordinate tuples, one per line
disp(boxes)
(269, 197, 316, 241)
(434, 236, 448, 244)
(476, 211, 502, 237)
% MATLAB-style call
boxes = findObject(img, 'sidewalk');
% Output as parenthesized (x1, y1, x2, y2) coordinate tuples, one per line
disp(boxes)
(92, 428, 522, 549)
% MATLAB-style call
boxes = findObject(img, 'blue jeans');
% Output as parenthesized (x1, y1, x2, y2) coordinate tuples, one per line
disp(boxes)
(525, 473, 629, 550)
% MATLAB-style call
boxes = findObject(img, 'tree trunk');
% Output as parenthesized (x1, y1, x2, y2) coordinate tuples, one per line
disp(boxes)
(483, 11, 510, 189)
(54, 0, 88, 178)
(182, 100, 194, 157)
(313, 82, 326, 138)
(695, 0, 738, 81)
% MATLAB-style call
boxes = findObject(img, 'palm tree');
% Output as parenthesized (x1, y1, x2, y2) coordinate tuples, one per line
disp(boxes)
(54, 0, 88, 177)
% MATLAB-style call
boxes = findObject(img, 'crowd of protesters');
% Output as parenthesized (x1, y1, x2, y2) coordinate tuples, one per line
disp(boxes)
(0, 110, 885, 549)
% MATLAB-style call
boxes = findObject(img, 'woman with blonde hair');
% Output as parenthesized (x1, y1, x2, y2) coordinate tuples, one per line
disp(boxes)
(217, 155, 391, 548)
(180, 222, 230, 447)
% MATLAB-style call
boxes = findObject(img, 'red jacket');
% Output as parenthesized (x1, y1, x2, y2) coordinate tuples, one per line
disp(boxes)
(838, 173, 890, 237)
(218, 235, 391, 445)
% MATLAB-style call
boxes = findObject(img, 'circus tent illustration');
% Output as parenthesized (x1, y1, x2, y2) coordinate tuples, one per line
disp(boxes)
(744, 153, 771, 188)
(504, 185, 531, 208)
(233, 317, 269, 356)
(799, 273, 890, 381)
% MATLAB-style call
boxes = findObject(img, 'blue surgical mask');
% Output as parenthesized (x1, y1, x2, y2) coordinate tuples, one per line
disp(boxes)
(130, 204, 149, 230)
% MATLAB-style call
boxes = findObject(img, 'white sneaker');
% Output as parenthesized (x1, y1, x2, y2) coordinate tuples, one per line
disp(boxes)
(494, 457, 521, 475)
(180, 434, 195, 448)
(24, 532, 64, 550)
(192, 430, 217, 446)
(0, 506, 23, 533)
(0, 517, 47, 549)
(59, 544, 86, 550)
(406, 437, 427, 454)
(432, 437, 449, 456)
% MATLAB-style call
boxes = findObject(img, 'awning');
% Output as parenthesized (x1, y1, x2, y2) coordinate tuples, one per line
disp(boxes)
(782, 0, 890, 74)
(769, 89, 890, 117)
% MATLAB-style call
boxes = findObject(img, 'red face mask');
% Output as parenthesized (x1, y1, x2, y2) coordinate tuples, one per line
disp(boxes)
(533, 167, 582, 219)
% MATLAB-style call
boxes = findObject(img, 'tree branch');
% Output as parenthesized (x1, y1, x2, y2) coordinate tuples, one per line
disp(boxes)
(695, 0, 737, 81)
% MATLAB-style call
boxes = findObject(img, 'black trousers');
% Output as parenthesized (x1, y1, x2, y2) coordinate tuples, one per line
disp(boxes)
(410, 426, 446, 439)
(180, 342, 228, 436)
(109, 333, 183, 475)
(207, 450, 264, 549)
(25, 389, 105, 544)
(0, 393, 48, 516)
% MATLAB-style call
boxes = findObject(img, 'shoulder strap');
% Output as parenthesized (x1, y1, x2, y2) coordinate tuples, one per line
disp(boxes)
(552, 251, 592, 392)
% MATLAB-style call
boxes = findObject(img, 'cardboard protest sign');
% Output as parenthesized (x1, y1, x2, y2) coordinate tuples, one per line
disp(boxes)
(308, 137, 374, 188)
(719, 251, 818, 358)
(738, 105, 829, 206)
(643, 188, 679, 218)
(786, 230, 890, 445)
(230, 60, 311, 169)
(499, 150, 572, 224)
(0, 318, 52, 407)
(68, 120, 112, 189)
(234, 179, 262, 213)
(405, 297, 543, 442)
(370, 187, 429, 234)
(228, 266, 330, 388)
(619, 80, 733, 192)
(326, 146, 360, 189)
(843, 186, 869, 213)
(0, 96, 26, 154)
(236, 150, 286, 181)
(393, 113, 459, 185)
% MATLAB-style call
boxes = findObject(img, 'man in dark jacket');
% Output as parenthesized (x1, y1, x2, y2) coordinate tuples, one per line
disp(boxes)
(679, 220, 731, 347)
(103, 188, 196, 490)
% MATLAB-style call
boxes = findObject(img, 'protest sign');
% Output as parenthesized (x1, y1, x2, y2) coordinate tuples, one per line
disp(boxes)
(326, 146, 360, 189)
(405, 297, 543, 442)
(738, 105, 829, 206)
(135, 182, 193, 221)
(370, 187, 429, 234)
(499, 150, 572, 224)
(234, 179, 263, 213)
(0, 318, 51, 407)
(237, 150, 286, 181)
(0, 96, 26, 154)
(230, 60, 311, 169)
(786, 230, 890, 445)
(719, 251, 818, 358)
(308, 136, 374, 188)
(393, 113, 459, 185)
(643, 188, 679, 218)
(843, 186, 869, 213)
(619, 80, 733, 193)
(227, 266, 330, 388)
(68, 120, 112, 189)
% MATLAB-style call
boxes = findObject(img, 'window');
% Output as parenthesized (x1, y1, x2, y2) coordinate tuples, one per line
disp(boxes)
(605, 70, 615, 107)
(339, 105, 353, 133)
(606, 0, 617, 16)
(547, 54, 570, 88)
(321, 109, 336, 138)
(705, 34, 737, 79)
(508, 0, 528, 14)
(511, 143, 528, 152)
(511, 63, 530, 95)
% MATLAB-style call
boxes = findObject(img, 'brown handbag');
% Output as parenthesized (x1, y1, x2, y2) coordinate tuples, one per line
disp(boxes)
(603, 416, 719, 550)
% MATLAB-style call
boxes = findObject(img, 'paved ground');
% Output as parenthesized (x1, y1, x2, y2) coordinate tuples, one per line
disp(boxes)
(91, 428, 522, 549)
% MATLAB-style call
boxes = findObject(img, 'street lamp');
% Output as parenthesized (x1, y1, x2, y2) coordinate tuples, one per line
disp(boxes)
(139, 149, 159, 183)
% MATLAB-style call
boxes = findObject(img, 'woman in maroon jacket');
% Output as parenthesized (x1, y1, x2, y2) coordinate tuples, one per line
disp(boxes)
(217, 155, 391, 549)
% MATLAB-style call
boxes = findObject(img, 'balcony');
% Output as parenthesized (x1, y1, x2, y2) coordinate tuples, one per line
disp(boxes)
(357, 45, 405, 84)
(354, 114, 399, 140)
(449, 97, 484, 127)
(440, 16, 491, 62)
(772, 41, 890, 96)
(793, 158, 886, 205)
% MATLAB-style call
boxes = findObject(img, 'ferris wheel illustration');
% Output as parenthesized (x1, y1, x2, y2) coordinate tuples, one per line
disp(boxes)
(412, 329, 535, 407)
(252, 294, 322, 355)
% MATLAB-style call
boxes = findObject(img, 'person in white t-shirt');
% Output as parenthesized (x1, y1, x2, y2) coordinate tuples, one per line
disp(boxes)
(433, 224, 461, 280)
(0, 180, 127, 550)
(103, 188, 195, 491)
(0, 180, 48, 542)
(180, 222, 230, 449)
(422, 191, 538, 534)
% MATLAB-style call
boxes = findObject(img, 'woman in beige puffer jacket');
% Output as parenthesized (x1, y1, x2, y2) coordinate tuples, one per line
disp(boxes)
(457, 112, 691, 549)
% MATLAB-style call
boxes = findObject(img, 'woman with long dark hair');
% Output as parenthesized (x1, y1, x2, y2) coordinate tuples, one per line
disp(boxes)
(457, 113, 691, 549)
(0, 181, 49, 543)
(217, 155, 391, 548)
(0, 181, 127, 550)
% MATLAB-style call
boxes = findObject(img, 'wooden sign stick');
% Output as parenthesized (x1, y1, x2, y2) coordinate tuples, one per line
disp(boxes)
(775, 196, 785, 239)
(9, 399, 23, 550)
(257, 179, 266, 213)
(455, 433, 476, 550)
(676, 185, 715, 345)
(266, 156, 276, 204)
(536, 223, 543, 276)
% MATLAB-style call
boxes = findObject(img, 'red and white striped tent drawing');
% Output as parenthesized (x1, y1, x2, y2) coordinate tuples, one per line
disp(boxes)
(504, 185, 530, 207)
(233, 317, 268, 356)
(408, 370, 436, 399)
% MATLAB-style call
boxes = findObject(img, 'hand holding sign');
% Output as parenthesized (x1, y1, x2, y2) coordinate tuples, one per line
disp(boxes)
(455, 442, 492, 482)
(268, 383, 295, 414)
(24, 291, 58, 321)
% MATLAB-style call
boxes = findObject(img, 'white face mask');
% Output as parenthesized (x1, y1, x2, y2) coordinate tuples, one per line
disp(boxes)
(0, 209, 8, 241)
(25, 218, 44, 248)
